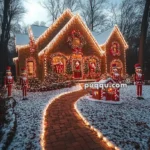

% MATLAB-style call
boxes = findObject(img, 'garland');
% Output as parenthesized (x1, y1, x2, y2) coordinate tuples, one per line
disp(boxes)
(67, 30, 86, 53)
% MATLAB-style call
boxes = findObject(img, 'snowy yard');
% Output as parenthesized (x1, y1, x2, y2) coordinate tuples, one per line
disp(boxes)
(77, 85, 150, 150)
(7, 85, 82, 150)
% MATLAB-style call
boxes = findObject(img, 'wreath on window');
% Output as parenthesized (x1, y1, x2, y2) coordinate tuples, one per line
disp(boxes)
(67, 30, 86, 53)
(110, 42, 121, 56)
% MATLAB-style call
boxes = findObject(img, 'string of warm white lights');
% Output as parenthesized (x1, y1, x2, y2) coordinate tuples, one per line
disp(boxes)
(77, 15, 105, 56)
(40, 85, 82, 150)
(39, 14, 105, 57)
(38, 15, 77, 57)
(16, 45, 29, 52)
(36, 9, 73, 46)
(124, 48, 127, 75)
(74, 97, 120, 150)
(99, 25, 128, 75)
(100, 25, 128, 50)
(103, 45, 108, 74)
(44, 53, 47, 77)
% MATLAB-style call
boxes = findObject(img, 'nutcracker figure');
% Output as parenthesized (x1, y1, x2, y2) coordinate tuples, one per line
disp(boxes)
(111, 64, 120, 101)
(112, 64, 121, 83)
(20, 68, 28, 100)
(134, 64, 144, 99)
(74, 61, 81, 78)
(4, 66, 14, 98)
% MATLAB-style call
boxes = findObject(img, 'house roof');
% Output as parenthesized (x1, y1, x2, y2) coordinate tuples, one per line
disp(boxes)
(15, 10, 128, 52)
(92, 25, 128, 49)
(15, 26, 114, 46)
(15, 9, 73, 50)
(31, 25, 48, 39)
(15, 34, 29, 45)
(15, 25, 48, 46)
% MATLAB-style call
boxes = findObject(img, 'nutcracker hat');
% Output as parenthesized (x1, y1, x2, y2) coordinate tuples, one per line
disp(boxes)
(112, 64, 117, 69)
(134, 63, 141, 69)
(6, 66, 11, 73)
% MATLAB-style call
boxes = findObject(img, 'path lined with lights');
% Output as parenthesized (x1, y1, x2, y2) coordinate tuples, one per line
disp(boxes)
(42, 90, 112, 150)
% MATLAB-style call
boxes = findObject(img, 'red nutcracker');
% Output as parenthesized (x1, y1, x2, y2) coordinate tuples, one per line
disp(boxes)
(74, 61, 81, 78)
(4, 66, 14, 98)
(20, 68, 28, 100)
(134, 64, 144, 99)
(111, 64, 120, 101)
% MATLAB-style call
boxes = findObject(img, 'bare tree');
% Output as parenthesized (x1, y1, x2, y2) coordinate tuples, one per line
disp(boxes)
(110, 0, 145, 40)
(40, 0, 79, 23)
(110, 2, 119, 25)
(33, 21, 47, 26)
(79, 0, 108, 32)
(109, 0, 146, 75)
(139, 0, 150, 69)
(0, 0, 25, 74)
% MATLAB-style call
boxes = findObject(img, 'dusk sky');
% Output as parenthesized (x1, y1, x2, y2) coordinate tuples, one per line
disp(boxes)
(23, 0, 122, 26)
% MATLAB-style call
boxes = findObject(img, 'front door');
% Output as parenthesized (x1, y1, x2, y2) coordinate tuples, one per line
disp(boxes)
(73, 60, 82, 79)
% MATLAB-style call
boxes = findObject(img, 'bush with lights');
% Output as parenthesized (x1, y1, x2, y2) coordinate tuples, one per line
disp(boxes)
(15, 71, 75, 92)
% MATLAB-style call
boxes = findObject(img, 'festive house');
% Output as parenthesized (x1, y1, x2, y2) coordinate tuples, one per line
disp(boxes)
(92, 78, 120, 101)
(13, 9, 128, 81)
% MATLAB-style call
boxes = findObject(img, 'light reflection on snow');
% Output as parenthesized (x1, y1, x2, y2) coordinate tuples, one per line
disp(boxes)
(76, 85, 150, 150)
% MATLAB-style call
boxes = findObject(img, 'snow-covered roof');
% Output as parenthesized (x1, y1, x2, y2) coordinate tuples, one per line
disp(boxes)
(15, 34, 29, 45)
(31, 25, 48, 39)
(92, 27, 114, 45)
(15, 25, 48, 46)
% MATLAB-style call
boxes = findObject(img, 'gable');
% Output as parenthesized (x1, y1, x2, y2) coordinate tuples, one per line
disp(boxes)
(31, 25, 48, 39)
(38, 15, 103, 59)
(36, 9, 73, 52)
(106, 25, 128, 49)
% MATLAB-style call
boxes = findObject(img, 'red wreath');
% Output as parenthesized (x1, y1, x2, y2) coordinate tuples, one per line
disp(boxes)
(110, 42, 121, 56)
(67, 30, 86, 53)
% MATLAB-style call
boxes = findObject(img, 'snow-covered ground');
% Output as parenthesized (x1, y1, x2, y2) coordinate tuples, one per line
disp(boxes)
(77, 85, 150, 150)
(7, 85, 82, 150)
(0, 100, 16, 150)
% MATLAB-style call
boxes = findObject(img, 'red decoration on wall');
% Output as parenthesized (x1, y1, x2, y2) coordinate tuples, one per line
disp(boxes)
(110, 42, 120, 56)
(67, 30, 86, 53)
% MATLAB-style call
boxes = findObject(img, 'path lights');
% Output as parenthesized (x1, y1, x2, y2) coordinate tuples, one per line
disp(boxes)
(74, 97, 121, 150)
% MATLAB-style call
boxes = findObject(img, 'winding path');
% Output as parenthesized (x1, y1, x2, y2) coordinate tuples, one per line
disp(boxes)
(43, 90, 112, 150)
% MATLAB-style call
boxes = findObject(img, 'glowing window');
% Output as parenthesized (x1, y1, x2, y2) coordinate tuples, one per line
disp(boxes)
(27, 61, 34, 76)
